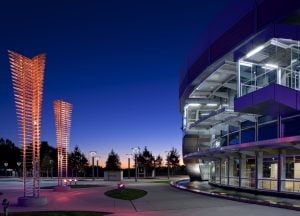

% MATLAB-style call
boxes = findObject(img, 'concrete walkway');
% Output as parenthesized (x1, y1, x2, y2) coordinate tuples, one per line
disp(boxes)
(1, 177, 300, 216)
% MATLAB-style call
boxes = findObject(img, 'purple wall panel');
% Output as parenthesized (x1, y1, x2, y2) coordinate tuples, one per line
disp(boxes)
(297, 92, 300, 110)
(275, 85, 297, 109)
(235, 84, 299, 115)
(252, 84, 275, 104)
(234, 93, 253, 111)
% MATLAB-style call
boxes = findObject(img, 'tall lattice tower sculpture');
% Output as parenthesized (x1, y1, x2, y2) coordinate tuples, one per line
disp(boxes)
(9, 51, 46, 204)
(54, 100, 72, 187)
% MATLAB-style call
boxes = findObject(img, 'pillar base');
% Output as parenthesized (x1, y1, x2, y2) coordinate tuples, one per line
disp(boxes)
(18, 196, 48, 207)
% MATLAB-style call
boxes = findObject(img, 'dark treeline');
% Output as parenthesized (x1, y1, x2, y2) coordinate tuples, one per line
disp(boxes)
(0, 138, 185, 177)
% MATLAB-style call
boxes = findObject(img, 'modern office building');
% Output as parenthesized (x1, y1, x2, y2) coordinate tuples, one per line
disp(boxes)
(180, 0, 300, 193)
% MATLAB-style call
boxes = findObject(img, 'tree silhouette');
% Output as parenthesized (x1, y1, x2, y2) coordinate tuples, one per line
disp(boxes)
(69, 146, 88, 177)
(166, 147, 180, 176)
(154, 154, 163, 176)
(155, 155, 163, 169)
(40, 141, 56, 177)
(41, 154, 54, 177)
(105, 149, 121, 170)
(0, 138, 21, 174)
(137, 146, 155, 177)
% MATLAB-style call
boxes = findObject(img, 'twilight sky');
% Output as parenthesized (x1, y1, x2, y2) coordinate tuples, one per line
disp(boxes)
(0, 0, 230, 167)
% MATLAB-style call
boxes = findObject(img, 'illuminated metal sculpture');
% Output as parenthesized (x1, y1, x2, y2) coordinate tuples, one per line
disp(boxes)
(8, 51, 45, 198)
(54, 100, 72, 186)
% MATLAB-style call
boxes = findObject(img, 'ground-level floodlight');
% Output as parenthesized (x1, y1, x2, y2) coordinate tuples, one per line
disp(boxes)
(9, 51, 47, 206)
(131, 147, 140, 182)
(54, 100, 73, 189)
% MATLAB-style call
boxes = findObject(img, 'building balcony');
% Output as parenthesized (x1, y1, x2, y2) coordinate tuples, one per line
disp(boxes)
(235, 83, 300, 116)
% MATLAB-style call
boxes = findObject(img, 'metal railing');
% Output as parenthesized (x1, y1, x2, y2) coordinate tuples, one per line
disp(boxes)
(210, 177, 300, 193)
(240, 68, 300, 97)
(228, 176, 239, 186)
(256, 178, 277, 190)
(281, 179, 300, 193)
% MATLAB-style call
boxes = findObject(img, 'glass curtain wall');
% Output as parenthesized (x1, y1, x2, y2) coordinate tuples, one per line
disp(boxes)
(228, 158, 239, 186)
(282, 155, 300, 193)
(238, 38, 300, 97)
(214, 160, 221, 183)
(258, 157, 278, 191)
(241, 158, 256, 188)
(221, 159, 228, 184)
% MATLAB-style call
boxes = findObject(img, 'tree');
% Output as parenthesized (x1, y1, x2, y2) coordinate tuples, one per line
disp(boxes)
(40, 141, 56, 163)
(154, 155, 163, 176)
(166, 147, 180, 176)
(0, 138, 21, 175)
(155, 155, 163, 169)
(41, 154, 54, 177)
(105, 150, 121, 170)
(137, 146, 155, 177)
(40, 141, 56, 177)
(69, 146, 89, 177)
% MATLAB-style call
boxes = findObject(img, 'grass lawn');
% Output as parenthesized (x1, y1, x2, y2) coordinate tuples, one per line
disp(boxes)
(105, 188, 147, 200)
(0, 211, 107, 216)
(41, 184, 105, 189)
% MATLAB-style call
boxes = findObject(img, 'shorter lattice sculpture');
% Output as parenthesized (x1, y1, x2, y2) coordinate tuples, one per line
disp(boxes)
(54, 100, 72, 187)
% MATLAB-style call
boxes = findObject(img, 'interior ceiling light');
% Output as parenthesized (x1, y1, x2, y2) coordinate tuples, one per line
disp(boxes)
(206, 103, 218, 107)
(270, 39, 289, 49)
(187, 103, 201, 107)
(264, 63, 278, 69)
(239, 61, 252, 67)
(184, 103, 201, 110)
(246, 45, 265, 58)
(201, 113, 209, 116)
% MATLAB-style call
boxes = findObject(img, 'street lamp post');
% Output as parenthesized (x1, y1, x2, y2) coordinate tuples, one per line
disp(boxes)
(165, 151, 170, 179)
(49, 159, 53, 179)
(126, 154, 132, 179)
(17, 162, 21, 177)
(90, 151, 97, 180)
(131, 147, 140, 182)
(95, 157, 100, 178)
(4, 163, 8, 176)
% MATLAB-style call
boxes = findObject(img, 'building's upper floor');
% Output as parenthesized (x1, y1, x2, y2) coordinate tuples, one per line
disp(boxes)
(180, 0, 300, 112)
(181, 0, 300, 153)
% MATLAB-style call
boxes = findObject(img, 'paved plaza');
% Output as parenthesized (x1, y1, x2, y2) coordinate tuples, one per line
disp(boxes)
(0, 177, 300, 216)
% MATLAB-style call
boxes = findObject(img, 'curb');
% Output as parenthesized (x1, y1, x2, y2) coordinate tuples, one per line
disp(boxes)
(170, 180, 300, 211)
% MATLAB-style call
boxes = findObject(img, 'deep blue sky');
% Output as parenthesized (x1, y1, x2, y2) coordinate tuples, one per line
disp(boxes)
(0, 0, 230, 167)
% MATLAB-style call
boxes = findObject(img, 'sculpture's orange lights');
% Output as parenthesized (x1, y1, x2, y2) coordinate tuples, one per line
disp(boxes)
(8, 50, 45, 198)
(54, 100, 72, 186)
